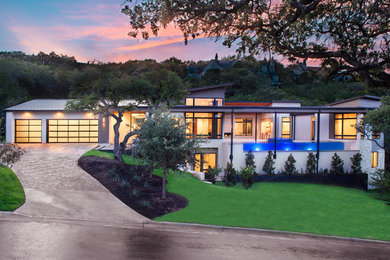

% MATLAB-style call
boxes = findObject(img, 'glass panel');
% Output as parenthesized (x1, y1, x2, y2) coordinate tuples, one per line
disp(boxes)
(16, 120, 28, 126)
(58, 120, 68, 125)
(185, 113, 193, 117)
(79, 126, 89, 131)
(216, 99, 223, 106)
(58, 126, 68, 131)
(371, 152, 378, 168)
(30, 120, 41, 125)
(69, 138, 79, 142)
(29, 138, 41, 142)
(343, 119, 357, 136)
(29, 132, 41, 137)
(15, 132, 29, 137)
(29, 125, 41, 131)
(79, 120, 89, 125)
(335, 114, 343, 119)
(90, 132, 98, 137)
(203, 154, 216, 170)
(185, 98, 193, 106)
(335, 119, 342, 137)
(90, 120, 98, 125)
(131, 113, 146, 131)
(68, 132, 79, 137)
(69, 125, 78, 131)
(260, 120, 272, 139)
(194, 154, 201, 172)
(90, 138, 98, 142)
(16, 125, 29, 131)
(343, 113, 357, 119)
(194, 98, 214, 106)
(48, 132, 57, 137)
(194, 113, 213, 118)
(49, 120, 57, 125)
(282, 117, 290, 138)
(90, 125, 98, 131)
(195, 118, 212, 135)
(185, 119, 193, 136)
(79, 138, 90, 142)
(49, 126, 57, 131)
(48, 138, 57, 142)
(68, 120, 79, 125)
(58, 132, 68, 137)
(58, 138, 68, 142)
(16, 138, 28, 143)
(235, 118, 252, 136)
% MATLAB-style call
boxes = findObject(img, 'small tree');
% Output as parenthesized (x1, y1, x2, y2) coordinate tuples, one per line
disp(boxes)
(0, 143, 24, 168)
(330, 153, 344, 174)
(351, 153, 363, 174)
(284, 154, 297, 175)
(222, 162, 237, 187)
(369, 169, 390, 200)
(136, 107, 199, 199)
(262, 151, 275, 175)
(245, 150, 255, 170)
(204, 167, 222, 184)
(306, 152, 317, 174)
(240, 166, 255, 189)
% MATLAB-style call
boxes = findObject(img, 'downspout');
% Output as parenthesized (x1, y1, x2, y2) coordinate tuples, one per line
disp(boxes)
(274, 112, 277, 159)
(316, 109, 321, 174)
(255, 113, 258, 142)
(230, 109, 234, 163)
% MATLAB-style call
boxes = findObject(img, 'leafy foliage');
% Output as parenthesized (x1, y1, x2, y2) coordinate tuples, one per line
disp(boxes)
(351, 153, 363, 175)
(245, 150, 256, 170)
(223, 162, 237, 187)
(204, 167, 222, 184)
(284, 154, 297, 175)
(240, 166, 256, 189)
(306, 152, 317, 174)
(262, 151, 275, 175)
(123, 0, 390, 87)
(330, 153, 344, 175)
(369, 169, 390, 200)
(135, 106, 199, 199)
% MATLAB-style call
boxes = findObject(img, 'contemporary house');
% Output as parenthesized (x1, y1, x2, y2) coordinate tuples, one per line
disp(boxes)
(5, 84, 384, 184)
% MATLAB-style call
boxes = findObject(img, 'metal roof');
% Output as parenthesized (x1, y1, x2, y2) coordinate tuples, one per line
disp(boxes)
(6, 99, 70, 111)
(325, 95, 381, 107)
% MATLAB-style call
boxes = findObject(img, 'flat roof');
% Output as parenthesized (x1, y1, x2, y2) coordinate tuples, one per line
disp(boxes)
(325, 95, 381, 107)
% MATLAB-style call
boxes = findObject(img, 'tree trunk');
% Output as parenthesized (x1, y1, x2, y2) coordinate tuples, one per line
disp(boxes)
(162, 168, 167, 200)
(113, 119, 123, 162)
(149, 166, 154, 179)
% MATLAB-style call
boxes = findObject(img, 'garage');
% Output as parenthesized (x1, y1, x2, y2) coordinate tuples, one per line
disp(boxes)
(15, 119, 42, 143)
(47, 119, 98, 143)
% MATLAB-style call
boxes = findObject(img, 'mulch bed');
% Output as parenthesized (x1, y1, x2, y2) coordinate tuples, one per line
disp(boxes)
(78, 156, 188, 219)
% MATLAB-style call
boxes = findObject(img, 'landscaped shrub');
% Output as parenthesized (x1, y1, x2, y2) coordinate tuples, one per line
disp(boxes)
(205, 167, 222, 184)
(284, 154, 297, 175)
(240, 166, 255, 189)
(245, 150, 256, 170)
(306, 152, 317, 174)
(369, 169, 390, 200)
(262, 151, 275, 175)
(351, 153, 363, 174)
(330, 153, 344, 174)
(223, 162, 237, 187)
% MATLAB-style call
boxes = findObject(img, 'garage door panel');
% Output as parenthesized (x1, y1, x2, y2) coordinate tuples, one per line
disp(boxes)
(15, 120, 42, 143)
(47, 119, 98, 143)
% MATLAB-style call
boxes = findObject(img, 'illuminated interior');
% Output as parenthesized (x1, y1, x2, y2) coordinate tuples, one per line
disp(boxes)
(260, 119, 273, 139)
(371, 152, 378, 168)
(185, 113, 222, 139)
(235, 118, 252, 136)
(281, 117, 291, 138)
(194, 153, 217, 172)
(15, 120, 42, 143)
(47, 119, 98, 143)
(335, 113, 357, 139)
(109, 111, 146, 144)
(185, 98, 223, 106)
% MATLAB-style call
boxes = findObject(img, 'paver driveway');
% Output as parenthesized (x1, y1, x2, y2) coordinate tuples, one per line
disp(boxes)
(11, 144, 146, 224)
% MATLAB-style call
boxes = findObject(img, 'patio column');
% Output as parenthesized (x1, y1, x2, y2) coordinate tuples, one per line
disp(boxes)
(316, 109, 321, 174)
(255, 113, 258, 142)
(274, 112, 277, 159)
(230, 109, 234, 163)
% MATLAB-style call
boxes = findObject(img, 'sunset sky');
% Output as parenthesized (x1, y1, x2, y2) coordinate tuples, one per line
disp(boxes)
(0, 0, 240, 63)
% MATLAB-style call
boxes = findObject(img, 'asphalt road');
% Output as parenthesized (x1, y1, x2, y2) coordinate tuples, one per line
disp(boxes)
(1, 215, 389, 260)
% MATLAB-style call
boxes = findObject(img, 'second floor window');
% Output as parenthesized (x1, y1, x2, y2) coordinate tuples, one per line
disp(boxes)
(185, 98, 223, 106)
(335, 113, 357, 139)
(281, 117, 291, 138)
(235, 118, 252, 136)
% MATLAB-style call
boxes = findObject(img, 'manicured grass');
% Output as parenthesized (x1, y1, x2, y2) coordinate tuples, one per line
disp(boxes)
(84, 151, 390, 240)
(0, 167, 25, 211)
(82, 150, 143, 165)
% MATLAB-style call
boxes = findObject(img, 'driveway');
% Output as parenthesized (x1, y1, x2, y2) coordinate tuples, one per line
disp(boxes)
(11, 144, 146, 224)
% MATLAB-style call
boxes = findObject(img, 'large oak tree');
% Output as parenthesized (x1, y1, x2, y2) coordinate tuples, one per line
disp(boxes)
(122, 0, 390, 88)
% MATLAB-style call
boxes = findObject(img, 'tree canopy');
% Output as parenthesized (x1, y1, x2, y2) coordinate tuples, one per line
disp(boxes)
(122, 0, 390, 88)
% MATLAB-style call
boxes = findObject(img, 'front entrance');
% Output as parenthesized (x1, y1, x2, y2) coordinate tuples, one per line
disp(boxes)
(194, 152, 217, 172)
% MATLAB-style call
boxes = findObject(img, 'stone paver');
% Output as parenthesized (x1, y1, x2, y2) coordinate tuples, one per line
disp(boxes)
(11, 144, 147, 224)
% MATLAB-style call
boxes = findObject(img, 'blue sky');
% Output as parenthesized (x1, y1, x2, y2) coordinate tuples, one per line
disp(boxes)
(0, 0, 238, 62)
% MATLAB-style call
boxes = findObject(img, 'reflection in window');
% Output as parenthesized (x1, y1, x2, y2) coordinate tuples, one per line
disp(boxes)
(281, 117, 291, 138)
(130, 112, 146, 131)
(260, 119, 272, 139)
(235, 118, 252, 136)
(335, 113, 357, 139)
(185, 113, 222, 139)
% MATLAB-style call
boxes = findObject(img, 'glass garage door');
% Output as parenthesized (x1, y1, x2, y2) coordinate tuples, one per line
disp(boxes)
(15, 120, 42, 143)
(47, 120, 98, 143)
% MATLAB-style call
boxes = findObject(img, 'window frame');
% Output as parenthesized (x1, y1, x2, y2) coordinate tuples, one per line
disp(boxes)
(281, 117, 291, 139)
(47, 119, 99, 143)
(334, 113, 357, 140)
(185, 97, 223, 107)
(185, 112, 222, 139)
(15, 119, 42, 143)
(234, 118, 253, 136)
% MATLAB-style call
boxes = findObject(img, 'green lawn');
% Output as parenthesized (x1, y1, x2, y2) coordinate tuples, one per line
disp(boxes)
(0, 167, 25, 211)
(84, 151, 390, 241)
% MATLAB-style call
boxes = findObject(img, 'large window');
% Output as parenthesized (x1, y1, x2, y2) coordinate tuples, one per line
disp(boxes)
(15, 120, 42, 143)
(48, 119, 98, 143)
(185, 113, 222, 139)
(194, 153, 217, 172)
(281, 117, 291, 138)
(185, 98, 223, 106)
(130, 112, 146, 131)
(260, 119, 272, 139)
(235, 118, 252, 136)
(335, 113, 357, 139)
